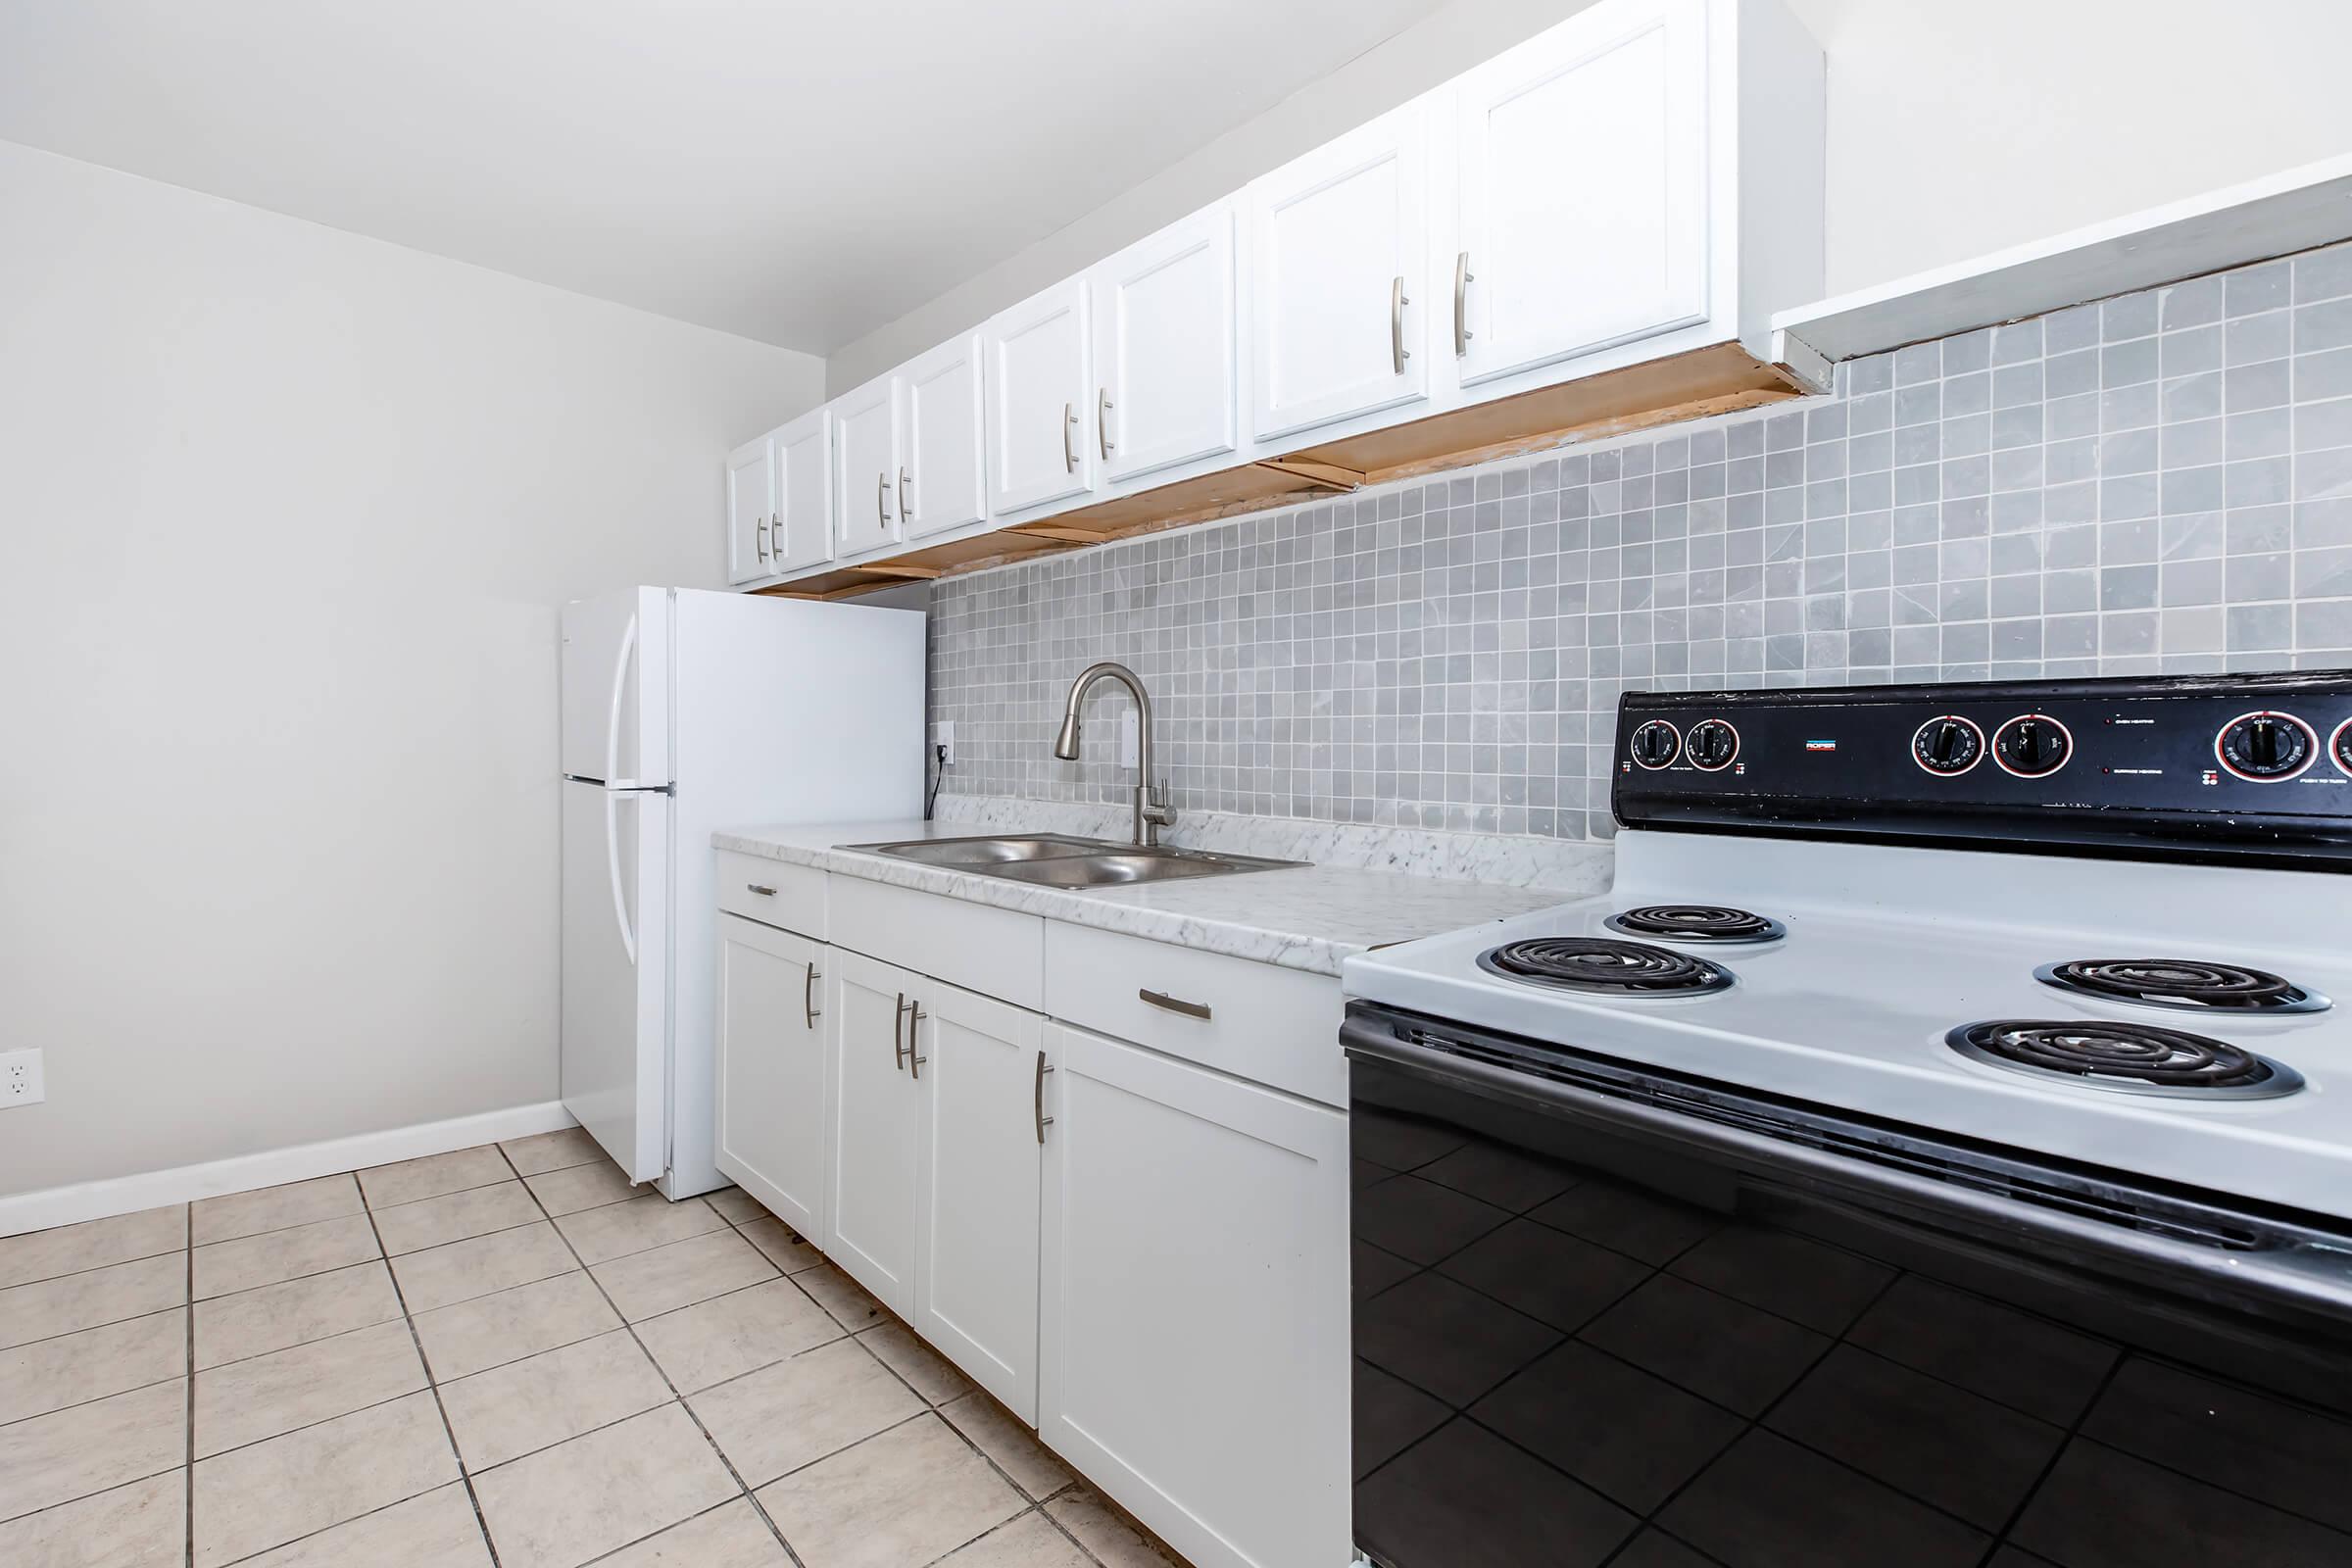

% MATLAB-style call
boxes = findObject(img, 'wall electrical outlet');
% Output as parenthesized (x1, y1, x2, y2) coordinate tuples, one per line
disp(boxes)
(933, 721, 956, 765)
(1, 1049, 43, 1108)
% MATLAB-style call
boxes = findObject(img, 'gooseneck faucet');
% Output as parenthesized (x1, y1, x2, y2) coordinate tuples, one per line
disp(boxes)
(1053, 662, 1177, 848)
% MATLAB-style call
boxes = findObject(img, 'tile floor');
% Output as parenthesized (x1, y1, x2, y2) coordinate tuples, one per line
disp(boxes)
(0, 1128, 1183, 1568)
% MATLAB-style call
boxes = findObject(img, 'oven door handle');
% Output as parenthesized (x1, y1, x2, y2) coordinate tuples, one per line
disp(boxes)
(1343, 1013, 2352, 1322)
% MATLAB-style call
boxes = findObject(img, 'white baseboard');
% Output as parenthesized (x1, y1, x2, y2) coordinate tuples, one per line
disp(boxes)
(0, 1101, 579, 1237)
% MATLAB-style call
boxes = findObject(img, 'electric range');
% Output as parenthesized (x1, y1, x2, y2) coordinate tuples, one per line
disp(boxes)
(1341, 672, 2352, 1568)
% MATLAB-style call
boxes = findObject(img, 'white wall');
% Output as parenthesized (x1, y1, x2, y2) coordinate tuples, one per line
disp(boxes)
(0, 142, 824, 1200)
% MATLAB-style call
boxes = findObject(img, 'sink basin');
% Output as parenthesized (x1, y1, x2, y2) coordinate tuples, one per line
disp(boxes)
(838, 834, 1304, 886)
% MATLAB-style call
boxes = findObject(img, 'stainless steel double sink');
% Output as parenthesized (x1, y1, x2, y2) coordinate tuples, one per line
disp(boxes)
(838, 833, 1303, 888)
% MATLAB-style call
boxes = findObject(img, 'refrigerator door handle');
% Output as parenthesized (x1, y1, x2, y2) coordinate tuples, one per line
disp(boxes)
(605, 791, 638, 966)
(604, 612, 639, 786)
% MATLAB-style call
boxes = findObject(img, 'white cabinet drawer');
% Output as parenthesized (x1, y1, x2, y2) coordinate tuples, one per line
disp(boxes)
(829, 875, 1045, 1012)
(1042, 922, 1343, 1107)
(716, 851, 826, 938)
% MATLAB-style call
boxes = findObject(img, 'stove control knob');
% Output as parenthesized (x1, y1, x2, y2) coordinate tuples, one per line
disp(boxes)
(2216, 710, 2316, 781)
(2334, 718, 2352, 778)
(1688, 718, 1739, 771)
(1994, 713, 2072, 778)
(1631, 719, 1681, 769)
(1911, 714, 1984, 776)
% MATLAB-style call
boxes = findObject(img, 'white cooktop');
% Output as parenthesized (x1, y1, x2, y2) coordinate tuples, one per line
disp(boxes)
(1343, 830, 2352, 1220)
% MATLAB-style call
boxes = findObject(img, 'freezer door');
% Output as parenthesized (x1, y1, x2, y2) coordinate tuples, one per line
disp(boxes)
(560, 587, 672, 786)
(561, 778, 670, 1183)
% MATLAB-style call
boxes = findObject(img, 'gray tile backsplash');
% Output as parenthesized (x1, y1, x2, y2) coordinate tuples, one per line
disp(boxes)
(929, 246, 2352, 841)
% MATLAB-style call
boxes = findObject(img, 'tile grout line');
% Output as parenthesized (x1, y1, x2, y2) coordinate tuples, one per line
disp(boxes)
(0, 1240, 188, 1295)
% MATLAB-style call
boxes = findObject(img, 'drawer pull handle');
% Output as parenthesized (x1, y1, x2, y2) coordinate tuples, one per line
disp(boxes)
(747, 883, 777, 897)
(1035, 1052, 1054, 1144)
(804, 963, 821, 1029)
(893, 992, 908, 1070)
(1140, 988, 1211, 1021)
(908, 1007, 928, 1079)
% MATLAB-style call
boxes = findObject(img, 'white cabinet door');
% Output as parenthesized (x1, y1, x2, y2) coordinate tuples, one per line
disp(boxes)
(714, 915, 828, 1244)
(1091, 201, 1239, 484)
(1248, 101, 1428, 442)
(903, 333, 988, 540)
(833, 373, 904, 559)
(724, 434, 775, 584)
(826, 950, 920, 1314)
(1040, 1024, 1349, 1568)
(1451, 0, 1708, 386)
(911, 979, 1043, 1420)
(770, 406, 836, 573)
(985, 278, 1093, 515)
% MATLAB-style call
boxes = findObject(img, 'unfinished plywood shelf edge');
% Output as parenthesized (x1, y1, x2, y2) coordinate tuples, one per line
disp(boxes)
(1773, 149, 2352, 369)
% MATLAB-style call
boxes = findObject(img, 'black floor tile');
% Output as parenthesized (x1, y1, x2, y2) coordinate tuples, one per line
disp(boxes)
(1472, 1341, 1743, 1514)
(1353, 1107, 1467, 1173)
(1352, 1172, 1514, 1266)
(1667, 1226, 1893, 1335)
(1658, 1430, 1989, 1568)
(1355, 1358, 1451, 1483)
(1844, 1274, 2116, 1426)
(2011, 1438, 2352, 1568)
(1414, 1139, 1580, 1213)
(1611, 1532, 1721, 1568)
(1764, 1344, 2065, 1529)
(1437, 1216, 1651, 1332)
(1530, 1176, 1720, 1266)
(1353, 1158, 1396, 1191)
(1355, 1269, 1562, 1408)
(1354, 1418, 1638, 1568)
(1579, 1273, 1829, 1417)
(1352, 1239, 1419, 1301)
(2082, 1356, 2352, 1535)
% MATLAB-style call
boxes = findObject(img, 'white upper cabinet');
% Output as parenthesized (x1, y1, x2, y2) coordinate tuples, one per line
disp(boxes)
(833, 371, 904, 559)
(724, 434, 774, 584)
(1090, 201, 1240, 484)
(985, 277, 1094, 515)
(902, 332, 988, 540)
(1248, 100, 1429, 442)
(1449, 0, 1709, 387)
(769, 405, 836, 573)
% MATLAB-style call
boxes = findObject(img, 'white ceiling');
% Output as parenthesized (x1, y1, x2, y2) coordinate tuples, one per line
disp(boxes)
(0, 0, 1451, 354)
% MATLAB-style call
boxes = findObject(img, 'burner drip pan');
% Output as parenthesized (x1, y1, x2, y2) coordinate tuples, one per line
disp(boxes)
(1948, 1019, 2304, 1100)
(1477, 937, 1735, 996)
(2035, 958, 2329, 1015)
(1607, 905, 1786, 944)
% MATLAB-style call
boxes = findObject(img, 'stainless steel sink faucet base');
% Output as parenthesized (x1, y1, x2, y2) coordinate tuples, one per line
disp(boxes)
(1052, 661, 1177, 849)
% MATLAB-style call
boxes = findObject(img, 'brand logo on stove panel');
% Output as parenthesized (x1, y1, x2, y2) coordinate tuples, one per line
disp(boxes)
(2213, 710, 2317, 783)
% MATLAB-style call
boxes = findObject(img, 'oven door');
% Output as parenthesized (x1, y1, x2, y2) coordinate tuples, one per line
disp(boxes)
(1344, 1002, 2352, 1568)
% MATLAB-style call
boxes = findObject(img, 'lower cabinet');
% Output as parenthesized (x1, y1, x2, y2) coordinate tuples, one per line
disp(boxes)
(1040, 1022, 1351, 1568)
(712, 915, 829, 1245)
(828, 950, 924, 1312)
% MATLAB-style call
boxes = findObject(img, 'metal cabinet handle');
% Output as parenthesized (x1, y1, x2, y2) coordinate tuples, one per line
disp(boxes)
(877, 471, 891, 525)
(1139, 988, 1211, 1021)
(1035, 1052, 1054, 1144)
(1062, 402, 1077, 472)
(907, 1007, 927, 1079)
(804, 962, 821, 1029)
(755, 516, 770, 562)
(1453, 251, 1474, 357)
(746, 883, 776, 897)
(893, 991, 907, 1069)
(1391, 275, 1411, 375)
(1098, 388, 1113, 459)
(898, 466, 911, 525)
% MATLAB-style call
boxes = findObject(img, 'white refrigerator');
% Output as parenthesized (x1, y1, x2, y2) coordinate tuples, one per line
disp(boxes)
(561, 586, 925, 1198)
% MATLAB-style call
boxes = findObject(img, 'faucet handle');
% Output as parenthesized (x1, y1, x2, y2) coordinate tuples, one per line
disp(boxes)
(1143, 782, 1177, 824)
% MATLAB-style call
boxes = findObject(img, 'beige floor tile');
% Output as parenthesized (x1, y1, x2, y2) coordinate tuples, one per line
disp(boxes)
(523, 1159, 640, 1216)
(439, 1329, 670, 1471)
(590, 1496, 789, 1567)
(390, 1221, 577, 1314)
(0, 1468, 184, 1568)
(688, 1337, 922, 1487)
(357, 1145, 514, 1210)
(194, 1318, 425, 1457)
(794, 1263, 887, 1334)
(0, 1205, 184, 1291)
(0, 1377, 185, 1522)
(634, 1277, 843, 1394)
(555, 1194, 723, 1265)
(0, 1253, 184, 1350)
(500, 1126, 606, 1177)
(704, 1188, 769, 1226)
(859, 1321, 976, 1405)
(193, 1259, 402, 1369)
(373, 1181, 542, 1256)
(1046, 1490, 1178, 1567)
(738, 1217, 824, 1274)
(192, 1390, 457, 1568)
(592, 1228, 776, 1322)
(0, 1306, 185, 1426)
(192, 1214, 378, 1300)
(936, 1512, 1092, 1568)
(411, 1270, 617, 1383)
(471, 1402, 739, 1568)
(236, 1483, 490, 1567)
(755, 1413, 1024, 1568)
(191, 1175, 361, 1246)
(941, 1394, 1076, 1502)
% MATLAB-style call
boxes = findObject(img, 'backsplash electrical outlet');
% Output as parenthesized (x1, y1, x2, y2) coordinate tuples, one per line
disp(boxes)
(1, 1049, 44, 1107)
(930, 244, 2352, 842)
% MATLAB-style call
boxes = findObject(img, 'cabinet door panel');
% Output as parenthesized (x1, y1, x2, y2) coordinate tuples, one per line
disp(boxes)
(904, 333, 987, 540)
(771, 406, 836, 573)
(725, 435, 774, 584)
(827, 950, 919, 1314)
(1093, 203, 1238, 484)
(714, 916, 828, 1243)
(1453, 0, 1707, 385)
(832, 374, 903, 559)
(986, 279, 1093, 515)
(912, 981, 1043, 1419)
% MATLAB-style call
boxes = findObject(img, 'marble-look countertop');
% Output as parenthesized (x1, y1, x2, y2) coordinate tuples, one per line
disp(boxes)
(714, 814, 1607, 978)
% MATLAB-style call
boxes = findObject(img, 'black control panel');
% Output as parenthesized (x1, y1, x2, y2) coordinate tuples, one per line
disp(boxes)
(1612, 672, 2352, 868)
